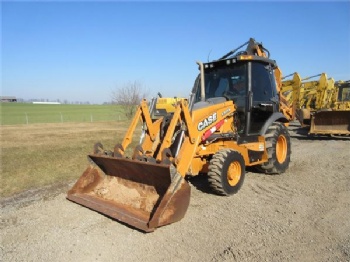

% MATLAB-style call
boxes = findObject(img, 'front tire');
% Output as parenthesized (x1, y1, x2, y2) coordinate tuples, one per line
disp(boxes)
(258, 122, 291, 174)
(208, 149, 245, 196)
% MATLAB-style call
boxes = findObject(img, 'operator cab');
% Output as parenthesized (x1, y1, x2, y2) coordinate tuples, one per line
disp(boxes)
(337, 81, 350, 102)
(192, 56, 280, 136)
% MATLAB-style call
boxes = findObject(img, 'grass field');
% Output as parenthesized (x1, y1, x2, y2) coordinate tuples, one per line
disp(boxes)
(0, 103, 142, 197)
(1, 121, 141, 198)
(0, 103, 127, 125)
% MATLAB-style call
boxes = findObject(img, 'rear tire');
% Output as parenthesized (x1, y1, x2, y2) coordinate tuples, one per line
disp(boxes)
(208, 149, 245, 196)
(257, 122, 291, 174)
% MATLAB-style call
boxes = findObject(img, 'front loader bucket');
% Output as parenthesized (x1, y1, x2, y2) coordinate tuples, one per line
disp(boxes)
(67, 155, 191, 232)
(310, 110, 350, 135)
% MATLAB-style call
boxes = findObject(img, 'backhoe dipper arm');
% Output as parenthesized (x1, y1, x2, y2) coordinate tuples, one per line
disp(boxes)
(218, 38, 270, 61)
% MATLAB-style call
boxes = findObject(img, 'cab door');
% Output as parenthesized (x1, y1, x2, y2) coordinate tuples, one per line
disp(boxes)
(248, 62, 279, 134)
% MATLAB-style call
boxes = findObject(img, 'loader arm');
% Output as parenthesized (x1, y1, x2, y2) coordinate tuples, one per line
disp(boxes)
(156, 99, 236, 177)
(119, 99, 162, 156)
(155, 99, 197, 163)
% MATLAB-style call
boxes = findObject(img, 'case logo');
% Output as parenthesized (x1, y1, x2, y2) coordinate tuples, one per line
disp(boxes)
(198, 113, 217, 131)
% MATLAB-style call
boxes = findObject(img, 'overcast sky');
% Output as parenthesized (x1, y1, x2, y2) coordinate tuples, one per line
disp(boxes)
(2, 1, 350, 104)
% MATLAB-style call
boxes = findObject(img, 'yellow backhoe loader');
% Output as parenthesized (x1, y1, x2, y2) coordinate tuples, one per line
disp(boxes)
(152, 93, 187, 119)
(67, 38, 291, 232)
(282, 73, 350, 135)
(332, 80, 350, 110)
(281, 73, 323, 125)
(310, 80, 350, 135)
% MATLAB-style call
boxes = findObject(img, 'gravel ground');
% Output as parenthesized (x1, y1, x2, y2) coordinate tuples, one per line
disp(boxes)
(1, 123, 350, 262)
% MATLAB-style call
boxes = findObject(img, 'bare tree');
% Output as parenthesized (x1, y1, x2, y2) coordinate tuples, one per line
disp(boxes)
(112, 81, 148, 118)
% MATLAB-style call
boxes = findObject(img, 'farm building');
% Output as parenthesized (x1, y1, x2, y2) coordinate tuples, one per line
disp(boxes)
(0, 96, 17, 102)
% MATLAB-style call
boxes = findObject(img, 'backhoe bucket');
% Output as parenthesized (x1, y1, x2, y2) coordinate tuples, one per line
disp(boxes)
(310, 110, 350, 135)
(67, 155, 191, 232)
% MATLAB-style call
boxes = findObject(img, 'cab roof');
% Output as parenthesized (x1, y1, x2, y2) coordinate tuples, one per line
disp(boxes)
(204, 54, 278, 70)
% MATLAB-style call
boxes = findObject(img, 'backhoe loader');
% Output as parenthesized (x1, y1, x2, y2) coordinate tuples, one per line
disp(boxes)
(282, 73, 350, 135)
(152, 93, 186, 119)
(332, 80, 350, 110)
(67, 38, 291, 232)
(309, 80, 350, 135)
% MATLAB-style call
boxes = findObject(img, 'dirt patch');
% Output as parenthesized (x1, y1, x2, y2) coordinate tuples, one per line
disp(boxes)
(91, 177, 159, 213)
(1, 123, 350, 261)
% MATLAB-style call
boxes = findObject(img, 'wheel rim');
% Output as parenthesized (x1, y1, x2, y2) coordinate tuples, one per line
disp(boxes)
(276, 135, 287, 163)
(227, 161, 241, 186)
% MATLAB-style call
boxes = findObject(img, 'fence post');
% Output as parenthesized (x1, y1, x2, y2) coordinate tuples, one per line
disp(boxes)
(60, 112, 63, 123)
(90, 114, 93, 122)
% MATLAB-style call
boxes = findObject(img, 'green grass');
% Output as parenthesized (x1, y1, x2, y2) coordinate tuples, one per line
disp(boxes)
(0, 103, 143, 198)
(1, 121, 141, 198)
(0, 103, 128, 125)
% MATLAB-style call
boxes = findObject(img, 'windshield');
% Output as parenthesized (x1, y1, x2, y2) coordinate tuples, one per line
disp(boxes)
(194, 63, 248, 103)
